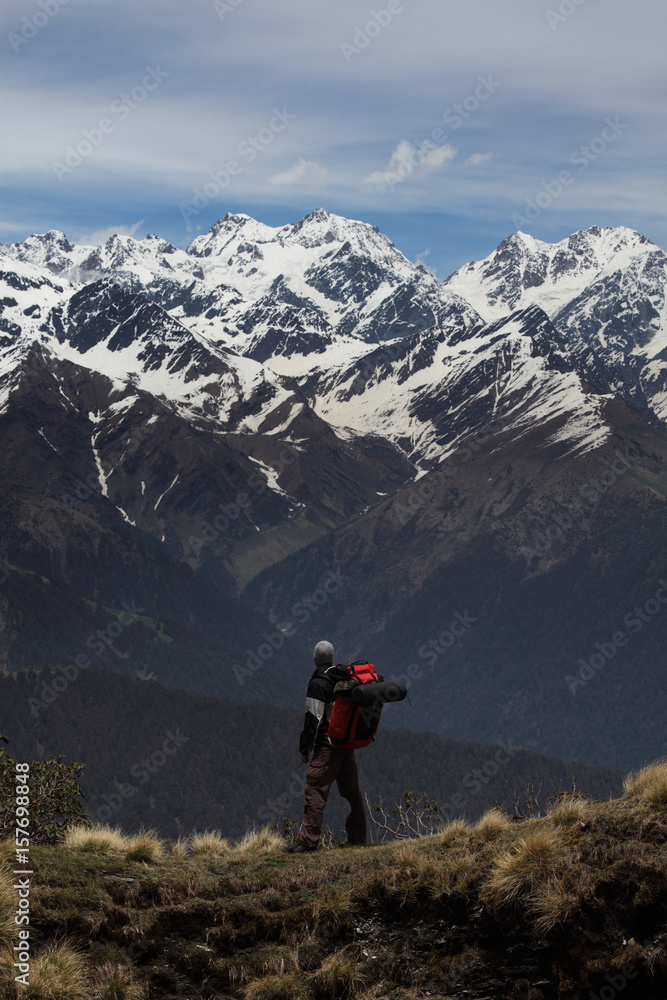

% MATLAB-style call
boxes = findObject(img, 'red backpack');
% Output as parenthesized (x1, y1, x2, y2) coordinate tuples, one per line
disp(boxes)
(327, 662, 383, 749)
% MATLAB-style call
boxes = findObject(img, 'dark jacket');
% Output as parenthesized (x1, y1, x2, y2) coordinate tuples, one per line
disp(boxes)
(298, 664, 349, 756)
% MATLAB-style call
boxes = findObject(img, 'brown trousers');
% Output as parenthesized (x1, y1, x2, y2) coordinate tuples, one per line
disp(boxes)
(300, 743, 367, 848)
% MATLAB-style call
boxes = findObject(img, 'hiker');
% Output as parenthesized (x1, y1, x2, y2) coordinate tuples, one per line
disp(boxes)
(283, 640, 368, 853)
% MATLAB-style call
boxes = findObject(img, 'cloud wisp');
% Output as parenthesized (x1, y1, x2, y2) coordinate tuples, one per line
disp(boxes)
(364, 140, 457, 192)
(268, 158, 327, 187)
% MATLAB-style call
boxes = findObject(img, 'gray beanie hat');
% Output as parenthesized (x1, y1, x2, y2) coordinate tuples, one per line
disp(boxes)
(313, 640, 334, 665)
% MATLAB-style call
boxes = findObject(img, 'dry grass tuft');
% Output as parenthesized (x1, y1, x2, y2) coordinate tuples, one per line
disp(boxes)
(168, 836, 190, 859)
(0, 839, 14, 870)
(0, 870, 14, 918)
(547, 794, 591, 827)
(474, 808, 512, 840)
(308, 950, 367, 998)
(232, 827, 284, 861)
(528, 875, 581, 935)
(481, 828, 565, 909)
(389, 837, 428, 864)
(89, 961, 147, 999)
(430, 818, 470, 847)
(190, 830, 231, 857)
(64, 824, 129, 855)
(124, 830, 165, 865)
(18, 940, 89, 999)
(0, 870, 18, 955)
(623, 758, 667, 805)
(243, 972, 303, 999)
(314, 887, 354, 924)
(354, 985, 398, 1000)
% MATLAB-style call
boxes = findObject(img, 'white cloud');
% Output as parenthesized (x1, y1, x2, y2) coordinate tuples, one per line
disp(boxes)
(465, 152, 495, 166)
(421, 144, 457, 170)
(387, 140, 416, 175)
(78, 220, 145, 245)
(364, 140, 457, 191)
(267, 158, 327, 186)
(1, 0, 666, 246)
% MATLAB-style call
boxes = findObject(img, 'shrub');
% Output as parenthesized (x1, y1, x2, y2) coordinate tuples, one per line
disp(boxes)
(366, 791, 446, 841)
(0, 746, 88, 844)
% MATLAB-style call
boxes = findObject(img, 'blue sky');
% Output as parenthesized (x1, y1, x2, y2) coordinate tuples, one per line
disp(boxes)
(1, 0, 665, 278)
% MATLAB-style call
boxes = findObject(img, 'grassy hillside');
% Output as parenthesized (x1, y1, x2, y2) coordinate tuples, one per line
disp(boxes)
(1, 761, 666, 999)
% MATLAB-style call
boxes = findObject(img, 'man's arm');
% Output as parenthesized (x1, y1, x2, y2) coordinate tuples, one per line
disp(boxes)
(298, 675, 330, 758)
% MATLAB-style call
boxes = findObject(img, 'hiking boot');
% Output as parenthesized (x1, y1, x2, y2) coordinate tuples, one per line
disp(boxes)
(283, 841, 318, 854)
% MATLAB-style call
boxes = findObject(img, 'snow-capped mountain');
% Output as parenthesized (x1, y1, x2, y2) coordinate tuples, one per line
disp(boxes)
(2, 212, 667, 772)
(1, 210, 481, 373)
(444, 225, 667, 424)
(4, 211, 665, 480)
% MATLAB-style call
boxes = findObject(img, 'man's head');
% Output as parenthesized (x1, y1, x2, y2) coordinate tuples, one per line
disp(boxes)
(313, 640, 334, 666)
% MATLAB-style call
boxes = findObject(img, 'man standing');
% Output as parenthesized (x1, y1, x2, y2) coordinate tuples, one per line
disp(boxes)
(283, 640, 367, 853)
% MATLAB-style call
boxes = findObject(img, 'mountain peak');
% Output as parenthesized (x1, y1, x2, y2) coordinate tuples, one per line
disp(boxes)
(42, 229, 71, 243)
(220, 212, 252, 226)
(27, 230, 75, 253)
(299, 208, 334, 223)
(444, 224, 664, 323)
(188, 214, 280, 257)
(292, 208, 367, 235)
